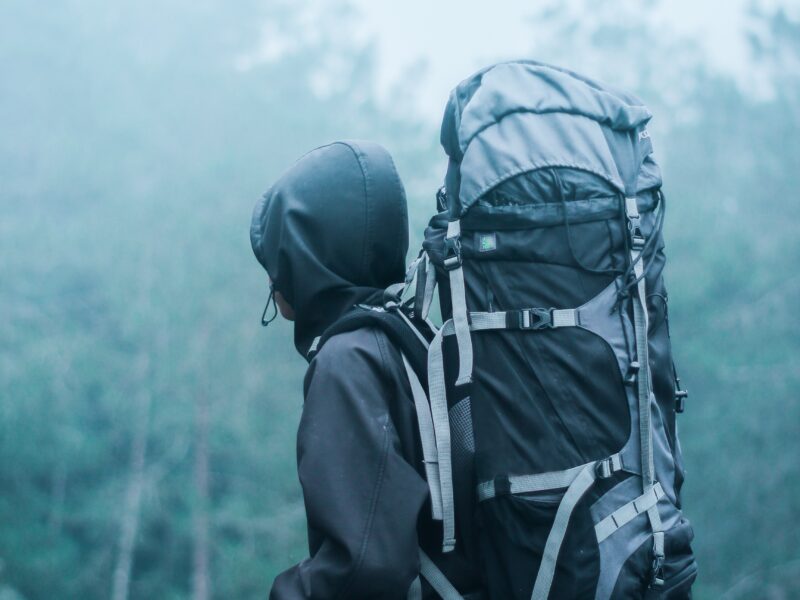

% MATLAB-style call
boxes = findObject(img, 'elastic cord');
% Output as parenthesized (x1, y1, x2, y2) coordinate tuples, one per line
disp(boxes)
(261, 283, 278, 327)
(554, 169, 623, 277)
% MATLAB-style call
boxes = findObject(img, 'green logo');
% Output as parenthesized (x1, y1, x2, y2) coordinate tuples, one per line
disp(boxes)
(479, 233, 497, 253)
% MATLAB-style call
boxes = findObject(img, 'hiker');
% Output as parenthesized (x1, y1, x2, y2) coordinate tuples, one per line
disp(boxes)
(251, 141, 482, 599)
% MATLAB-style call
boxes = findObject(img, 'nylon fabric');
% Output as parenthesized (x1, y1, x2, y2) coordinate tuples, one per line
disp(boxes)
(530, 462, 598, 600)
(250, 140, 408, 358)
(446, 220, 474, 386)
(438, 308, 579, 334)
(407, 576, 422, 600)
(428, 322, 457, 552)
(419, 550, 465, 600)
(422, 253, 438, 323)
(403, 354, 443, 521)
(477, 453, 622, 502)
(594, 483, 664, 542)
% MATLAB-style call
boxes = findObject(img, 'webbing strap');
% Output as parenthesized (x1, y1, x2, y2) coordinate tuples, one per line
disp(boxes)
(421, 253, 437, 323)
(626, 196, 655, 487)
(530, 462, 598, 600)
(594, 483, 664, 542)
(407, 576, 422, 600)
(438, 308, 579, 335)
(419, 549, 464, 600)
(626, 197, 665, 587)
(427, 322, 456, 552)
(477, 454, 622, 502)
(446, 220, 473, 386)
(648, 505, 666, 586)
(402, 354, 443, 521)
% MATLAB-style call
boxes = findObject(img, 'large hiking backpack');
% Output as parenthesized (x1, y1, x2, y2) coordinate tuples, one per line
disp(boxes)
(404, 61, 697, 599)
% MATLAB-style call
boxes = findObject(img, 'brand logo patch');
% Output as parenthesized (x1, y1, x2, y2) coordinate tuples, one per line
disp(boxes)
(638, 129, 650, 141)
(478, 233, 497, 253)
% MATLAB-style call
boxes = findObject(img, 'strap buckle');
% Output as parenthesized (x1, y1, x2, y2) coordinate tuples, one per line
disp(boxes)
(519, 308, 552, 330)
(675, 377, 688, 413)
(595, 456, 620, 479)
(442, 237, 462, 271)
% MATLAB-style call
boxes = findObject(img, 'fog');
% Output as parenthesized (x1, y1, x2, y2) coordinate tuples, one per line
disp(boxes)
(1, 1, 798, 598)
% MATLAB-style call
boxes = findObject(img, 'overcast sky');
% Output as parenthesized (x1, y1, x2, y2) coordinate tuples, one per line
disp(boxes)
(351, 0, 792, 120)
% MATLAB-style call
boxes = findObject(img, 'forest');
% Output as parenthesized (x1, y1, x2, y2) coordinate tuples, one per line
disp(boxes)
(1, 1, 798, 599)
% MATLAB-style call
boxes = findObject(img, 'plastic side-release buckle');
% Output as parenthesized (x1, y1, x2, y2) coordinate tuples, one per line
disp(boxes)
(595, 456, 621, 479)
(675, 377, 688, 413)
(442, 236, 462, 271)
(507, 308, 553, 330)
(624, 361, 641, 386)
(651, 531, 666, 587)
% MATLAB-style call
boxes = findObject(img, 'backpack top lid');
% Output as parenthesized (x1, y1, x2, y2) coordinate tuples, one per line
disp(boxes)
(440, 60, 661, 218)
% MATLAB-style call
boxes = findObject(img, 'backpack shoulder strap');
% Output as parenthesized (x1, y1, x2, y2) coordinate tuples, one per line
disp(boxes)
(310, 304, 432, 386)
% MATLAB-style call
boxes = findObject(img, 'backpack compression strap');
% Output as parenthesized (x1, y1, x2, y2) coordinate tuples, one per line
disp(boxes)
(624, 197, 666, 585)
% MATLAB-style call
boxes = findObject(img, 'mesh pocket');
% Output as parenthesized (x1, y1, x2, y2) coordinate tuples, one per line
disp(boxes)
(449, 397, 475, 471)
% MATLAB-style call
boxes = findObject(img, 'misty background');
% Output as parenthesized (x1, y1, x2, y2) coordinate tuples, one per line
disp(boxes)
(2, 1, 799, 598)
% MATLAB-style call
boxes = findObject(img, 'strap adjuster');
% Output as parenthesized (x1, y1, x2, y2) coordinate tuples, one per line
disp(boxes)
(442, 237, 462, 271)
(675, 377, 688, 413)
(513, 308, 553, 330)
(595, 456, 621, 479)
(650, 531, 666, 587)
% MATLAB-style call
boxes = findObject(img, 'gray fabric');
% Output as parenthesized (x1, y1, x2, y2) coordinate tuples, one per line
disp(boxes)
(530, 462, 598, 600)
(594, 483, 664, 542)
(477, 454, 622, 502)
(593, 503, 653, 600)
(407, 576, 422, 600)
(459, 111, 626, 209)
(441, 62, 658, 213)
(419, 549, 465, 600)
(575, 280, 631, 377)
(446, 220, 474, 386)
(551, 309, 578, 327)
(590, 475, 643, 524)
(427, 322, 456, 552)
(402, 354, 443, 521)
(421, 253, 437, 323)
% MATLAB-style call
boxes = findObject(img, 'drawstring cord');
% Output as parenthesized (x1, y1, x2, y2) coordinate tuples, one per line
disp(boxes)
(261, 282, 278, 327)
(554, 169, 624, 277)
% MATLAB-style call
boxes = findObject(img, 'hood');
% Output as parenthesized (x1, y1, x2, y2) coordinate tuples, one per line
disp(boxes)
(250, 140, 409, 359)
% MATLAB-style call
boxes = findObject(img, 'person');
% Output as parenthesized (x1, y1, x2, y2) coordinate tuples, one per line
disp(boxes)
(250, 140, 481, 599)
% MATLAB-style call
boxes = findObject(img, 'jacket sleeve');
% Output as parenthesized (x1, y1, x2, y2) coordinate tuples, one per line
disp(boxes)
(269, 330, 430, 600)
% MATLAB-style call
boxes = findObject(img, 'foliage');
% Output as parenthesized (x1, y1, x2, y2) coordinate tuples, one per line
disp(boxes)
(0, 1, 797, 598)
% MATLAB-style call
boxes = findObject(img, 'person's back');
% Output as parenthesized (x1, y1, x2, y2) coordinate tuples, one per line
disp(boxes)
(250, 141, 482, 599)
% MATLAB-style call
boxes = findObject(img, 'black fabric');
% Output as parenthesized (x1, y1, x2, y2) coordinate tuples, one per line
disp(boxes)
(314, 305, 433, 388)
(614, 519, 697, 600)
(479, 489, 601, 600)
(269, 328, 483, 600)
(425, 164, 695, 597)
(250, 140, 409, 358)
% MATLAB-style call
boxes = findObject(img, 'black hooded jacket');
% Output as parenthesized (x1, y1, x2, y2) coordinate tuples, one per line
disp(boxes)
(251, 141, 480, 599)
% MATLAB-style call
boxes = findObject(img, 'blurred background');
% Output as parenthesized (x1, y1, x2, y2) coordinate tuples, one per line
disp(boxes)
(1, 1, 798, 598)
